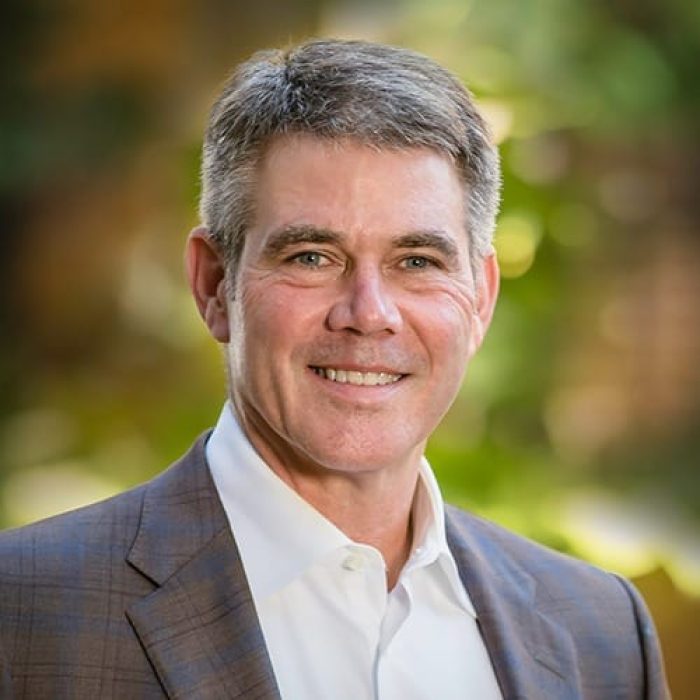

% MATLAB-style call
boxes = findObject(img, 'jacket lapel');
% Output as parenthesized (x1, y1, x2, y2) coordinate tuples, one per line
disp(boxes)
(125, 436, 280, 700)
(446, 508, 583, 700)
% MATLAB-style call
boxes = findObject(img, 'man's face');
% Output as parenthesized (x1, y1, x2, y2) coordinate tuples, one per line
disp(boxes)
(225, 134, 497, 477)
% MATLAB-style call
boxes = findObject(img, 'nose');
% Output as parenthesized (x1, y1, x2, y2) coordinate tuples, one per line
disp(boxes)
(326, 266, 403, 335)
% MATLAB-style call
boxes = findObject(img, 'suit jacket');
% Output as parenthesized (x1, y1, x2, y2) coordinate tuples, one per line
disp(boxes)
(0, 435, 670, 699)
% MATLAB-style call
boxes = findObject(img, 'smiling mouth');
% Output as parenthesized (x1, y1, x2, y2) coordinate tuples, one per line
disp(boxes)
(310, 367, 404, 386)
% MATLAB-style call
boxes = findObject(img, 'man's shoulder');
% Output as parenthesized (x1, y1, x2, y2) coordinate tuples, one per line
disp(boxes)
(445, 503, 627, 595)
(444, 504, 651, 658)
(0, 478, 148, 578)
(445, 504, 670, 697)
(0, 431, 212, 581)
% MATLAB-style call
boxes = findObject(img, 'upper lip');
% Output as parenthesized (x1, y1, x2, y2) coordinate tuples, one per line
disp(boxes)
(309, 364, 405, 374)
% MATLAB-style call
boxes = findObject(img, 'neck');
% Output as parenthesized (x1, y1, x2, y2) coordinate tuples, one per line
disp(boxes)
(289, 470, 418, 590)
(236, 402, 421, 590)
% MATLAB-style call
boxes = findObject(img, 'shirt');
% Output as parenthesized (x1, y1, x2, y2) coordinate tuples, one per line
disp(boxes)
(207, 403, 502, 700)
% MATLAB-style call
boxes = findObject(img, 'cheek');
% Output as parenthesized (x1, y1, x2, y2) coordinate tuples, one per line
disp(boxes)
(408, 285, 477, 354)
(236, 278, 323, 363)
(238, 274, 289, 332)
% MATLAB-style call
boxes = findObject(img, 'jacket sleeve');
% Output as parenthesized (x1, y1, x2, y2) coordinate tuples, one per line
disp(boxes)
(614, 575, 672, 699)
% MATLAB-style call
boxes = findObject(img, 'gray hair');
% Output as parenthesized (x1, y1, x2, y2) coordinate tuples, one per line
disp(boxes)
(200, 39, 501, 274)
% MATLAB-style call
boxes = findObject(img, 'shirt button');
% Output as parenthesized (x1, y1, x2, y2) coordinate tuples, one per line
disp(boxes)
(342, 552, 365, 571)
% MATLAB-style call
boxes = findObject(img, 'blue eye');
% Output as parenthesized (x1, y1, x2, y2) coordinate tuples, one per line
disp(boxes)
(402, 256, 431, 269)
(294, 251, 325, 267)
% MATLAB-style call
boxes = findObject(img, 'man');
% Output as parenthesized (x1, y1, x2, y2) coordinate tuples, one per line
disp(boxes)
(0, 39, 669, 699)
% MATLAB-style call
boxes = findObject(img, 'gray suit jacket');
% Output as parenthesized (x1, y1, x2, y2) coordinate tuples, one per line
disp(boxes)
(0, 435, 670, 699)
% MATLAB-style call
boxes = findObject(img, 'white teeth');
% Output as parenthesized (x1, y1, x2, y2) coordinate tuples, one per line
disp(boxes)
(347, 371, 362, 385)
(363, 373, 379, 386)
(313, 367, 402, 386)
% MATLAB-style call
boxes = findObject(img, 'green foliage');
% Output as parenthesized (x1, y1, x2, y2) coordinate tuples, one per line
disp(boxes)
(0, 0, 698, 588)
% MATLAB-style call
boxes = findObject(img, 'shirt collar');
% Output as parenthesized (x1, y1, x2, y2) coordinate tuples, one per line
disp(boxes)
(206, 402, 476, 616)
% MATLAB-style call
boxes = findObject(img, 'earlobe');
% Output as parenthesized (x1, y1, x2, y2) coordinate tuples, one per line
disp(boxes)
(185, 226, 231, 343)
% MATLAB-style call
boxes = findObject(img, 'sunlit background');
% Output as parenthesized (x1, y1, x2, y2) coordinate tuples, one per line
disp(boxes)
(1, 0, 699, 695)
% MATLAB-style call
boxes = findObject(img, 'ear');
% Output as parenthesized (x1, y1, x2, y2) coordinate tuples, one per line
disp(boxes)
(469, 251, 500, 355)
(185, 226, 230, 342)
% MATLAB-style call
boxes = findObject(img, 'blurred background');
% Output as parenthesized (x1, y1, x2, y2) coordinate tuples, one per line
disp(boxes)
(1, 0, 698, 694)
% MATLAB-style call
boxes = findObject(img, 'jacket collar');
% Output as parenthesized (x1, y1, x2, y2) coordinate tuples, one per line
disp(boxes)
(125, 434, 281, 700)
(445, 506, 582, 699)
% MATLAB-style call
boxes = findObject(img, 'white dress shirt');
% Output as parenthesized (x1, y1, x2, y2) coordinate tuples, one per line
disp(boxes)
(207, 403, 502, 700)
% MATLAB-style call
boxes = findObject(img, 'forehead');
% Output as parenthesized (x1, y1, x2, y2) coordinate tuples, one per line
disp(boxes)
(248, 134, 469, 249)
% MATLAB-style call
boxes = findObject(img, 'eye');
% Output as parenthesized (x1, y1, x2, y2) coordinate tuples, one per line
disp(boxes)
(401, 255, 435, 270)
(290, 251, 328, 267)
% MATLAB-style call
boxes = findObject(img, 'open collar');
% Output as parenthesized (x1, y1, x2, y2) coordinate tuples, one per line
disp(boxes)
(208, 402, 476, 618)
(207, 403, 351, 599)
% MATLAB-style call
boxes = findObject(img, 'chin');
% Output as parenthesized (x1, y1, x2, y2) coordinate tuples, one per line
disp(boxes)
(291, 413, 430, 474)
(302, 438, 419, 475)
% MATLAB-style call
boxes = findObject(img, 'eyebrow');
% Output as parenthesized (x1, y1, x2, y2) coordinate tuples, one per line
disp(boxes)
(392, 230, 460, 260)
(261, 224, 460, 261)
(261, 225, 342, 259)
